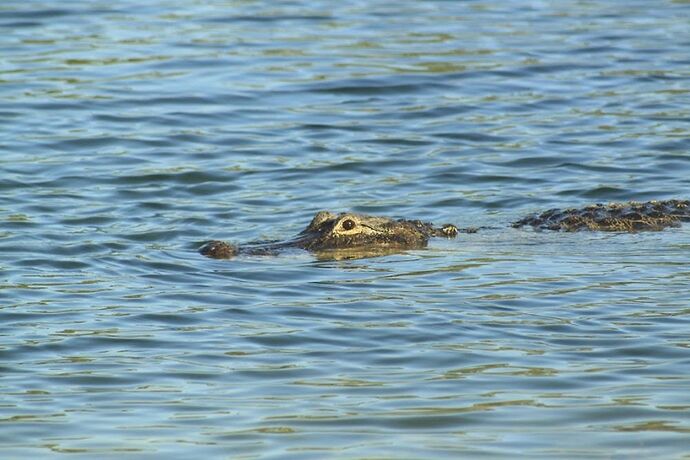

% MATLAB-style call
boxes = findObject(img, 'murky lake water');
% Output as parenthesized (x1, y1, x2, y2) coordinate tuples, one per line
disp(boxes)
(2, 0, 689, 457)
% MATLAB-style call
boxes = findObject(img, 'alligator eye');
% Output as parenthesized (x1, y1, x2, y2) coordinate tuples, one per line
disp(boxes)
(342, 219, 356, 231)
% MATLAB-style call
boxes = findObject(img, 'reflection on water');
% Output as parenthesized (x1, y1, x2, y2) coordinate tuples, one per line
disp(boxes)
(2, 0, 690, 458)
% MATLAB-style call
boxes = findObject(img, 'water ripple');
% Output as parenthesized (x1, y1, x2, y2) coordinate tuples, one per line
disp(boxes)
(2, 0, 689, 457)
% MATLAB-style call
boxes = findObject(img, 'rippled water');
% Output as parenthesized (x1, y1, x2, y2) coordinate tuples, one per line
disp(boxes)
(2, 0, 689, 457)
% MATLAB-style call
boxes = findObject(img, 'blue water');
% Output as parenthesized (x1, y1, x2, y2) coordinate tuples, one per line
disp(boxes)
(2, 0, 689, 458)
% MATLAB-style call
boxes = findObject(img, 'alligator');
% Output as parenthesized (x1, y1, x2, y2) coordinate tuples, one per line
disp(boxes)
(200, 199, 690, 260)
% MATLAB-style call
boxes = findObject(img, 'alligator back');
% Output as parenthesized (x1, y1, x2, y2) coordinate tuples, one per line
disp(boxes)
(513, 199, 690, 232)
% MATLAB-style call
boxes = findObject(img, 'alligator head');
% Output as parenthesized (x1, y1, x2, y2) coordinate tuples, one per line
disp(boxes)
(200, 210, 459, 260)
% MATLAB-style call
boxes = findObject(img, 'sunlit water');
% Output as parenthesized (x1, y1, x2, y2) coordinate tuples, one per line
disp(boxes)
(1, 0, 689, 458)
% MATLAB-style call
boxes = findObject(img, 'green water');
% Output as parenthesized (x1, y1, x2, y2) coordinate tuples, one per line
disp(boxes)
(1, 0, 689, 458)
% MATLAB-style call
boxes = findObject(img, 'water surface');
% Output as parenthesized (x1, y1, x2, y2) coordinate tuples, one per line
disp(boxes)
(1, 0, 689, 458)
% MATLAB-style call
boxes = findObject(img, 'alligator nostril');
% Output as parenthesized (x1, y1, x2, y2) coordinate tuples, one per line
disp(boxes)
(200, 241, 238, 259)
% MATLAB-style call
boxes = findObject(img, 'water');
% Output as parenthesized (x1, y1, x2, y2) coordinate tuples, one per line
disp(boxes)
(2, 0, 689, 457)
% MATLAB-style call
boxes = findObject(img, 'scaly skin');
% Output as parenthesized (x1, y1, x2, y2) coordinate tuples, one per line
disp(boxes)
(513, 199, 690, 231)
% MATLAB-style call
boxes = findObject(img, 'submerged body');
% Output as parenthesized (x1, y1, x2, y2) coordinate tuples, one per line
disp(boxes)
(200, 200, 690, 260)
(200, 210, 460, 259)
